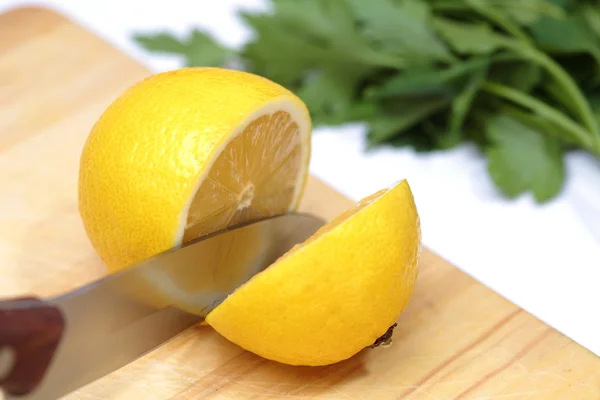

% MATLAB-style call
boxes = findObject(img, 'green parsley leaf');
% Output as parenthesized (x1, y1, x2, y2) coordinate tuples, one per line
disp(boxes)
(501, 105, 569, 146)
(367, 97, 449, 145)
(373, 58, 489, 99)
(297, 67, 374, 125)
(133, 29, 233, 67)
(542, 0, 575, 9)
(240, 0, 403, 86)
(587, 93, 600, 131)
(386, 111, 455, 152)
(485, 115, 565, 203)
(432, 18, 509, 55)
(347, 0, 453, 63)
(488, 61, 542, 93)
(476, 0, 564, 27)
(388, 126, 443, 153)
(583, 5, 600, 40)
(240, 12, 328, 85)
(184, 29, 234, 67)
(133, 32, 187, 53)
(530, 13, 600, 66)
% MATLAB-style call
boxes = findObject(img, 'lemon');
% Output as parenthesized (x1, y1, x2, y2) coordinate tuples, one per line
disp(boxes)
(78, 68, 311, 313)
(205, 180, 421, 366)
(78, 67, 311, 271)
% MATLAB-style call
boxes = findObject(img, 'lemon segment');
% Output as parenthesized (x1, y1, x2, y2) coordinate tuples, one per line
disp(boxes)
(205, 180, 422, 366)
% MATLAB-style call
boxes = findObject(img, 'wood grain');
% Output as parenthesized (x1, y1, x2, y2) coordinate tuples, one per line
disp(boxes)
(0, 6, 598, 399)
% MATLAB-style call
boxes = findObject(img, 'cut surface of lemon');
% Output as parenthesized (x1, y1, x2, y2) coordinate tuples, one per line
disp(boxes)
(205, 180, 421, 366)
(78, 68, 311, 308)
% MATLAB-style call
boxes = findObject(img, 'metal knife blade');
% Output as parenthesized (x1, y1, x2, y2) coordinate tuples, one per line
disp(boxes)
(0, 213, 324, 400)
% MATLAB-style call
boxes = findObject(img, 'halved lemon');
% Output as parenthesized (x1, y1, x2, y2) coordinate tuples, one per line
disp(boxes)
(78, 68, 311, 310)
(206, 180, 421, 366)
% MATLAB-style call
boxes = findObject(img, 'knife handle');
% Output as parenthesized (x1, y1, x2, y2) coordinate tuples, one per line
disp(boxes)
(0, 296, 65, 396)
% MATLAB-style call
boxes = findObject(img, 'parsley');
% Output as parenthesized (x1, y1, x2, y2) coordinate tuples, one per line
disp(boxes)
(134, 0, 600, 203)
(133, 30, 233, 67)
(486, 115, 565, 202)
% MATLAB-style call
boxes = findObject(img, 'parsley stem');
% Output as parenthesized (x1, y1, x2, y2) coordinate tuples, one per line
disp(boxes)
(467, 3, 530, 43)
(508, 44, 600, 140)
(357, 49, 406, 69)
(482, 82, 598, 153)
(485, 0, 564, 18)
(431, 0, 530, 42)
(432, 1, 558, 42)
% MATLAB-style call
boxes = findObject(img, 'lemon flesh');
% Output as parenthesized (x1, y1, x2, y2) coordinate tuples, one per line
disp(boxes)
(183, 111, 305, 242)
(205, 180, 422, 366)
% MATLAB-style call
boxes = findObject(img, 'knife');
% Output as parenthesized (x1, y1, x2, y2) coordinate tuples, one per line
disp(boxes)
(0, 213, 324, 400)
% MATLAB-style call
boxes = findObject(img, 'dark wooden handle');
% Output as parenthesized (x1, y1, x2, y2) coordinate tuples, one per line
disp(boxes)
(0, 296, 65, 395)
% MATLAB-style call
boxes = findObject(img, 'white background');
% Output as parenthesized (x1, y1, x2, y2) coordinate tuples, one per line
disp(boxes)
(1, 0, 599, 356)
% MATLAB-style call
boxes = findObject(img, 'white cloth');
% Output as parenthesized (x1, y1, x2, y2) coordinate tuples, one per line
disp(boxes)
(1, 0, 599, 356)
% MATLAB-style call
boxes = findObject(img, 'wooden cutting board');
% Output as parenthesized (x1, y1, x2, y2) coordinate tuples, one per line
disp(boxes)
(0, 7, 599, 400)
